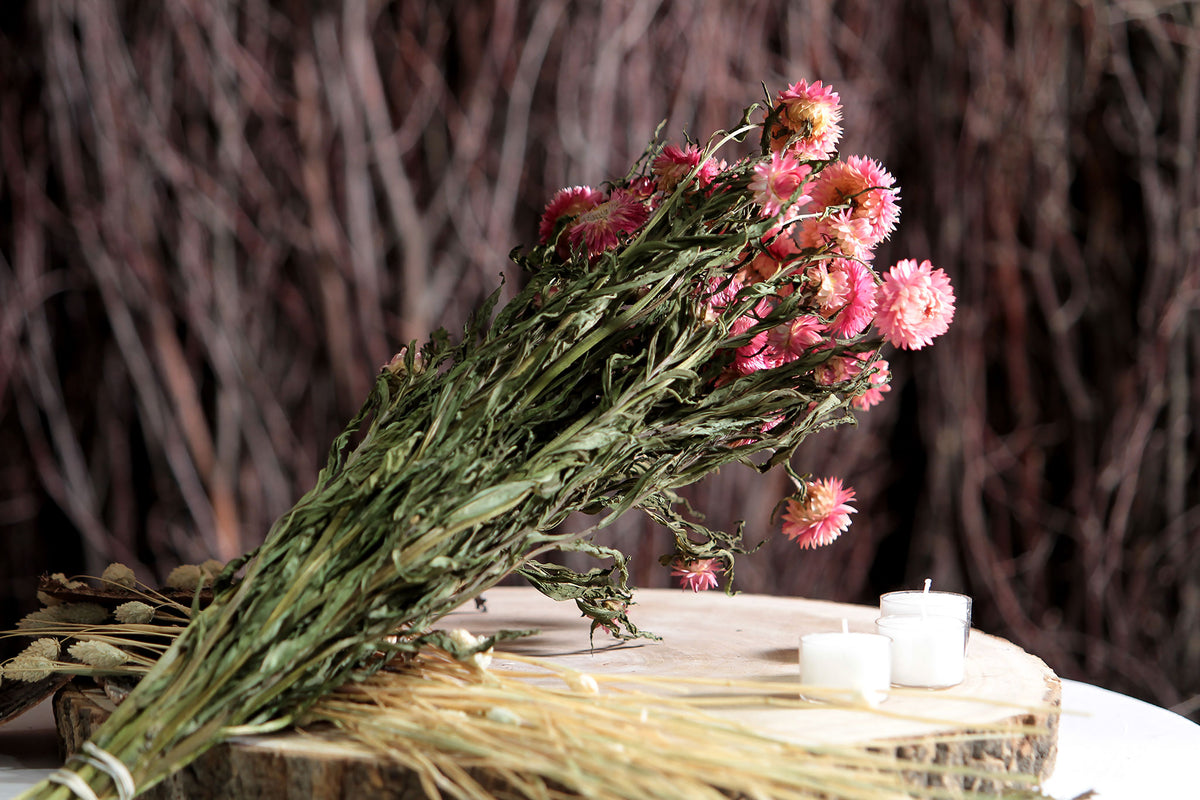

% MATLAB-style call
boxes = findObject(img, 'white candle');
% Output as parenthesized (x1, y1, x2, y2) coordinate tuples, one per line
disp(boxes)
(875, 614, 967, 688)
(880, 579, 972, 650)
(799, 625, 891, 706)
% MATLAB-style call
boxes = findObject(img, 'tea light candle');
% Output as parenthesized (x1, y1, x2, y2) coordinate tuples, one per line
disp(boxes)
(880, 579, 972, 650)
(875, 614, 968, 688)
(799, 621, 891, 706)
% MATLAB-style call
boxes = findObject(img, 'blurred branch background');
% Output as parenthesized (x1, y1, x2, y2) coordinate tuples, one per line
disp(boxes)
(1, 0, 1197, 719)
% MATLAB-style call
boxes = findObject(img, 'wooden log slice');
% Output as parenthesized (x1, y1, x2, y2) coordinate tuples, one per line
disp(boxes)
(56, 587, 1060, 798)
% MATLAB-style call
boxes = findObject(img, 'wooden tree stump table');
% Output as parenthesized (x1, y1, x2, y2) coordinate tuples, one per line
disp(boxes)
(56, 587, 1060, 798)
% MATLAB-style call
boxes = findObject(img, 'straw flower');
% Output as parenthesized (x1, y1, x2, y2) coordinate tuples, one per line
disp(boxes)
(670, 558, 723, 592)
(538, 185, 604, 245)
(564, 189, 650, 258)
(875, 258, 956, 350)
(768, 79, 843, 160)
(767, 315, 826, 360)
(749, 151, 812, 219)
(782, 477, 857, 549)
(818, 259, 878, 339)
(851, 356, 892, 410)
(808, 155, 901, 246)
(797, 208, 875, 260)
(652, 143, 718, 192)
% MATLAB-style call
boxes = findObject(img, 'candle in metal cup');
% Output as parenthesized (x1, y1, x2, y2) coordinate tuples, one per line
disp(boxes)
(875, 614, 968, 688)
(799, 627, 891, 706)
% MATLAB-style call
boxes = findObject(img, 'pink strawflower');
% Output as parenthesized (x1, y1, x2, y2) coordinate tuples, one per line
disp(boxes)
(851, 355, 891, 410)
(737, 229, 803, 284)
(796, 208, 874, 260)
(699, 275, 744, 325)
(782, 477, 856, 549)
(813, 259, 878, 338)
(653, 143, 719, 192)
(875, 259, 956, 349)
(734, 330, 784, 375)
(731, 298, 784, 375)
(767, 315, 826, 360)
(749, 152, 812, 219)
(813, 349, 854, 387)
(625, 176, 658, 200)
(671, 558, 723, 592)
(564, 189, 650, 258)
(807, 156, 900, 247)
(768, 79, 843, 160)
(538, 185, 604, 244)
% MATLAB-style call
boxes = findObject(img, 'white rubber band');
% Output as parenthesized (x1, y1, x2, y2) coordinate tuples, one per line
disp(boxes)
(81, 742, 136, 800)
(47, 769, 101, 800)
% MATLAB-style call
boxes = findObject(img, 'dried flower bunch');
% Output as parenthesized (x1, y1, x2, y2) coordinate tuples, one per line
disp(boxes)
(16, 79, 953, 799)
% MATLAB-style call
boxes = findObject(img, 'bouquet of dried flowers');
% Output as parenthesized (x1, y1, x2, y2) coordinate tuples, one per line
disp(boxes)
(9, 79, 957, 799)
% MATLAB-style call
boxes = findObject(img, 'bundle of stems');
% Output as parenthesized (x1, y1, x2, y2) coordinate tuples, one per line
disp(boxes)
(21, 90, 917, 799)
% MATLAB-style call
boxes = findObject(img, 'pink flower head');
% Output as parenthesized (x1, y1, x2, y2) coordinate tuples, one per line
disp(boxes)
(625, 175, 659, 201)
(699, 275, 745, 325)
(767, 314, 826, 360)
(819, 259, 878, 339)
(851, 355, 891, 410)
(737, 229, 803, 284)
(671, 558, 723, 592)
(564, 189, 650, 259)
(750, 152, 812, 219)
(734, 330, 785, 375)
(653, 143, 719, 192)
(769, 80, 843, 160)
(797, 208, 875, 260)
(782, 477, 856, 549)
(875, 259, 956, 350)
(813, 349, 854, 387)
(730, 297, 784, 375)
(538, 185, 605, 245)
(808, 156, 900, 247)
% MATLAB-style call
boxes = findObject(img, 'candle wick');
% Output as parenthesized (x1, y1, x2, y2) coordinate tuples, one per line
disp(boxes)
(923, 578, 932, 594)
(841, 619, 849, 634)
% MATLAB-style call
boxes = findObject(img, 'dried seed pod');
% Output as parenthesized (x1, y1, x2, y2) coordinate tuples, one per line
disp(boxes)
(101, 563, 137, 589)
(114, 601, 155, 625)
(165, 565, 205, 592)
(20, 638, 61, 660)
(18, 603, 108, 629)
(3, 655, 54, 682)
(69, 640, 129, 669)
